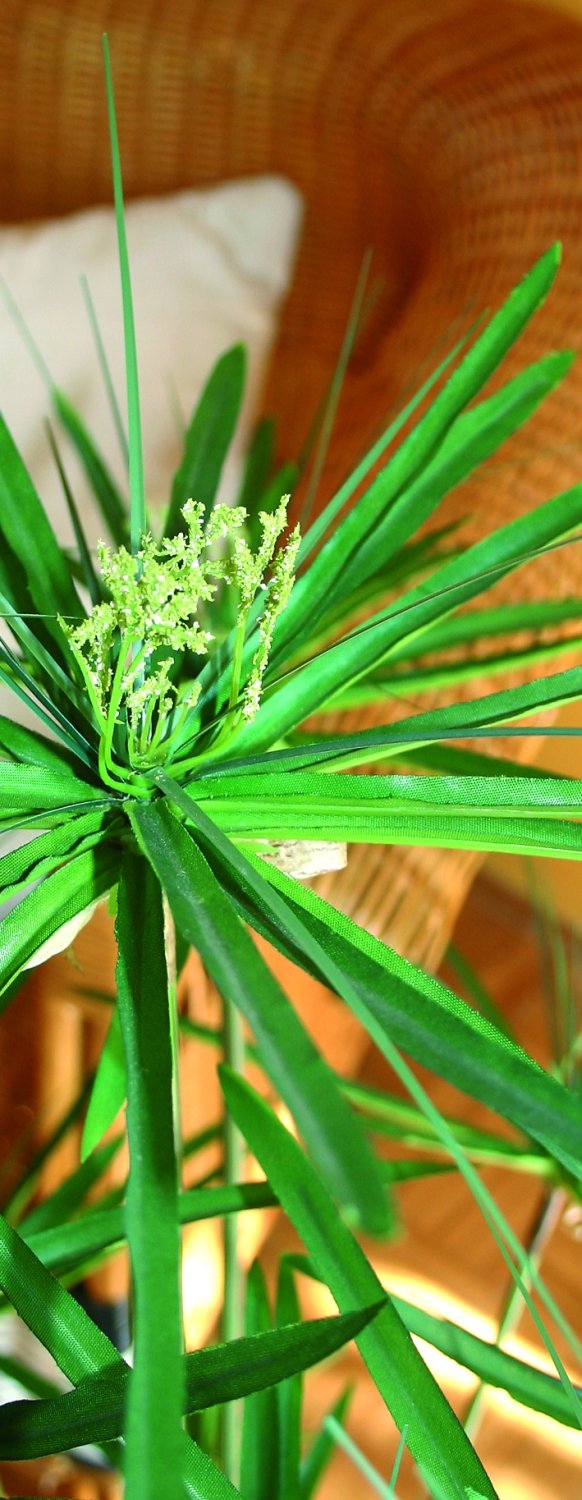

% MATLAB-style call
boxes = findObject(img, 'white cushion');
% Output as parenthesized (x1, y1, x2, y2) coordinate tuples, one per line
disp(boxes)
(0, 177, 303, 547)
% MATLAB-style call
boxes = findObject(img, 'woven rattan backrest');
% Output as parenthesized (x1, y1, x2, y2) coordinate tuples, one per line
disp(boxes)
(2, 0, 582, 964)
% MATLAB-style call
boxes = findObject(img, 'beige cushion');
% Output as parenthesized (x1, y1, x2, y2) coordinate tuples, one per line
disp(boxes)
(0, 177, 302, 547)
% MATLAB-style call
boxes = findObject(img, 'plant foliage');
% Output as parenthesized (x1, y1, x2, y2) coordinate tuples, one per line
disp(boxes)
(0, 39, 581, 1500)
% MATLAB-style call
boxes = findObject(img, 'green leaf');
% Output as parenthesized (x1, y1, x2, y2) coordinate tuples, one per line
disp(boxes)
(0, 1211, 240, 1500)
(191, 765, 582, 864)
(21, 1181, 277, 1281)
(233, 479, 582, 754)
(0, 1299, 382, 1460)
(81, 1004, 126, 1160)
(54, 391, 128, 547)
(0, 808, 119, 907)
(0, 715, 80, 773)
(221, 1070, 498, 1500)
(299, 1385, 354, 1500)
(223, 850, 582, 1183)
(0, 414, 84, 644)
(115, 850, 186, 1498)
(391, 1294, 582, 1431)
(165, 344, 247, 537)
(131, 795, 391, 1236)
(269, 246, 563, 664)
(237, 417, 275, 541)
(103, 37, 145, 554)
(336, 352, 573, 608)
(0, 1211, 123, 1387)
(276, 1259, 302, 1500)
(18, 1136, 123, 1237)
(0, 647, 97, 773)
(0, 844, 121, 1004)
(240, 1262, 278, 1500)
(207, 659, 582, 779)
(46, 419, 103, 602)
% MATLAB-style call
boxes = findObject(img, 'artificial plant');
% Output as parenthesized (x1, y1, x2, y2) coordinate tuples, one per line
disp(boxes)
(0, 38, 581, 1500)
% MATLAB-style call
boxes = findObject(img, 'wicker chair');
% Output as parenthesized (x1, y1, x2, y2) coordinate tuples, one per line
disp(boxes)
(2, 3, 582, 1490)
(2, 0, 582, 967)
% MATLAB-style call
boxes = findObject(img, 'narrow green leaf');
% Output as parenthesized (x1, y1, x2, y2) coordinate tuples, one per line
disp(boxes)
(20, 1181, 276, 1281)
(0, 1212, 239, 1500)
(0, 1300, 382, 1459)
(241, 1261, 278, 1500)
(205, 660, 582, 778)
(115, 850, 186, 1498)
(18, 1136, 122, 1237)
(81, 272, 129, 471)
(276, 1259, 302, 1500)
(270, 247, 562, 663)
(156, 778, 582, 1185)
(165, 345, 247, 537)
(0, 808, 118, 907)
(238, 417, 274, 541)
(0, 716, 80, 773)
(103, 36, 145, 553)
(219, 857, 582, 1404)
(323, 1414, 395, 1500)
(3, 1075, 95, 1223)
(0, 1212, 122, 1385)
(233, 480, 582, 754)
(46, 419, 103, 603)
(336, 352, 573, 608)
(0, 414, 84, 641)
(131, 796, 391, 1236)
(54, 390, 128, 547)
(226, 851, 582, 1183)
(299, 1385, 354, 1500)
(392, 1294, 582, 1430)
(221, 1070, 498, 1500)
(0, 845, 120, 1004)
(81, 1004, 126, 1160)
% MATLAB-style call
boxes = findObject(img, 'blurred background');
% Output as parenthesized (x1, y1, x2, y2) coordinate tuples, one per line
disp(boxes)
(1, 1, 582, 1496)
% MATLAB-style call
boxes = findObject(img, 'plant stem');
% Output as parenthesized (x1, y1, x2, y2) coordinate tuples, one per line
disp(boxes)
(463, 1184, 567, 1442)
(164, 894, 182, 1163)
(221, 995, 246, 1486)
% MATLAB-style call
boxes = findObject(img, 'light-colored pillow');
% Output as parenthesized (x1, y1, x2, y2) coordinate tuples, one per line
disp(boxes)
(0, 177, 303, 547)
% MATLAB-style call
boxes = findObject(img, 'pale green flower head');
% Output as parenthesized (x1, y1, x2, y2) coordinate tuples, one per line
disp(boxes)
(60, 493, 300, 787)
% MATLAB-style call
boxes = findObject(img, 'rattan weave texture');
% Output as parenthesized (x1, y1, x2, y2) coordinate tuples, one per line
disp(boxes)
(1, 0, 582, 966)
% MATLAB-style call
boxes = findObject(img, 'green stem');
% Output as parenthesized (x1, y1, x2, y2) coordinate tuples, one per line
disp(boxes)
(463, 1185, 566, 1442)
(229, 619, 246, 712)
(115, 852, 185, 1499)
(221, 995, 246, 1486)
(164, 893, 182, 1164)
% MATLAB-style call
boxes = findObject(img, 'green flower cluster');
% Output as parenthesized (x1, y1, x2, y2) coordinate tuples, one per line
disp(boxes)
(61, 496, 300, 789)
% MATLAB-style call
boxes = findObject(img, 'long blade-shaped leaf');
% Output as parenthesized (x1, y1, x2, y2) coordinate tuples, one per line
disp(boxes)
(103, 36, 145, 552)
(115, 850, 186, 1498)
(0, 844, 120, 1004)
(0, 1211, 240, 1500)
(204, 661, 582, 779)
(165, 345, 246, 537)
(0, 807, 119, 907)
(221, 1070, 498, 1500)
(0, 415, 84, 644)
(233, 481, 582, 754)
(0, 1301, 381, 1459)
(21, 1181, 277, 1280)
(268, 246, 562, 665)
(391, 1295, 582, 1431)
(157, 778, 582, 1182)
(240, 1262, 278, 1500)
(54, 390, 128, 547)
(130, 797, 391, 1236)
(81, 1004, 126, 1160)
